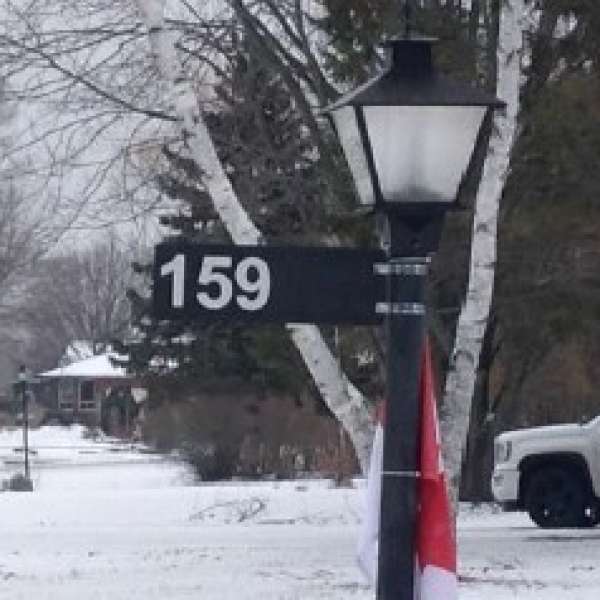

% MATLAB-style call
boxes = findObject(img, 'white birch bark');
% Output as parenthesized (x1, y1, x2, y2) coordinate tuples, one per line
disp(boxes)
(135, 0, 373, 473)
(440, 0, 527, 502)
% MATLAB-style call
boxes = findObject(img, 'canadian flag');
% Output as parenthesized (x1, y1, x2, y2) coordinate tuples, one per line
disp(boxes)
(357, 341, 458, 599)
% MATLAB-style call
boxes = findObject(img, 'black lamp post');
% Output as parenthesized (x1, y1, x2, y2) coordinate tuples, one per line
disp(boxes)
(324, 38, 503, 600)
(18, 365, 30, 482)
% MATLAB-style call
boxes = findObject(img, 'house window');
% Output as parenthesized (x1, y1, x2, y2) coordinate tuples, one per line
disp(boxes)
(58, 379, 76, 411)
(79, 380, 96, 411)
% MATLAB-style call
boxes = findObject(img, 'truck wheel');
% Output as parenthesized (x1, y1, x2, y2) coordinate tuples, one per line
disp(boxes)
(524, 467, 585, 528)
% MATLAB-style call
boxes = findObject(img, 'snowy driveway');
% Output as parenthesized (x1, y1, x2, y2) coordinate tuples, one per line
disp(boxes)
(2, 472, 600, 600)
(1, 427, 600, 599)
(460, 510, 600, 599)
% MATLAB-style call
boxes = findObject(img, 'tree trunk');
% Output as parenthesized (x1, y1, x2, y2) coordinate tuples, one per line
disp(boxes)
(460, 363, 495, 501)
(440, 0, 527, 508)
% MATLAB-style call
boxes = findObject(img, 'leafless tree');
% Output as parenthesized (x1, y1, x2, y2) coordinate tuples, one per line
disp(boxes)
(14, 232, 135, 371)
(0, 0, 179, 231)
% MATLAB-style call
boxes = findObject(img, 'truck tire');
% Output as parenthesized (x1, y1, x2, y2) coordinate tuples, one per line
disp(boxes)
(524, 466, 586, 528)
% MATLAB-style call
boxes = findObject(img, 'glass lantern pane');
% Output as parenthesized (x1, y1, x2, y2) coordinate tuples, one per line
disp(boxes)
(331, 106, 376, 206)
(363, 106, 486, 203)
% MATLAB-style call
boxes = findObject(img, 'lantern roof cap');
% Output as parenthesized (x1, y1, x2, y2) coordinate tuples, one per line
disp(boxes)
(323, 38, 505, 111)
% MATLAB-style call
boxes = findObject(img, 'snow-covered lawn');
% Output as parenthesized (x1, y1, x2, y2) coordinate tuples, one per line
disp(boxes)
(1, 426, 599, 599)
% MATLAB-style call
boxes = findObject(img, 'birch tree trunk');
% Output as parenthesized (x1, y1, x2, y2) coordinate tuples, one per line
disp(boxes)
(135, 0, 373, 473)
(440, 0, 528, 504)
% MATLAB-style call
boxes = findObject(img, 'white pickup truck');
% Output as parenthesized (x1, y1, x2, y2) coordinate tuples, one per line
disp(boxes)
(491, 416, 600, 528)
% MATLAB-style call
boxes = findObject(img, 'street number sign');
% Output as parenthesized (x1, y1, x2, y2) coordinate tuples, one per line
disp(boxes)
(153, 241, 385, 325)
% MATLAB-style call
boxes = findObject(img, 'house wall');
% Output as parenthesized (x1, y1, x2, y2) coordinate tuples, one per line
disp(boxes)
(15, 374, 140, 433)
(47, 377, 132, 427)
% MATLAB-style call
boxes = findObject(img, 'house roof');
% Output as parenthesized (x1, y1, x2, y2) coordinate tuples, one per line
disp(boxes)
(40, 353, 129, 379)
(62, 340, 95, 364)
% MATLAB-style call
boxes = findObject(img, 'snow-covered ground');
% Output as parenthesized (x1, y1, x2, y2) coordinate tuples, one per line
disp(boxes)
(1, 426, 599, 599)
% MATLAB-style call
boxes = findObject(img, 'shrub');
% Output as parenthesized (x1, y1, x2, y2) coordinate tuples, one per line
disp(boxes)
(183, 443, 239, 481)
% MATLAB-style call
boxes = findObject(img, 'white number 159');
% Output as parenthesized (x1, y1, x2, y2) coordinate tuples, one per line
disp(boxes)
(160, 253, 271, 312)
